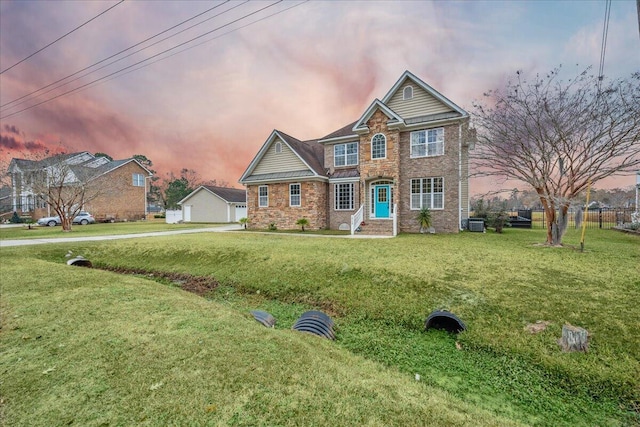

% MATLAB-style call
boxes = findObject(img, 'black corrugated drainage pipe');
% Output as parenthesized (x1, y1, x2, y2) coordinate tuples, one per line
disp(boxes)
(425, 310, 466, 333)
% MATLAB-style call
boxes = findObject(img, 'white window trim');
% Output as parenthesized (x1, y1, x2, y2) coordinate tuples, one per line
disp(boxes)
(274, 141, 282, 153)
(334, 182, 354, 211)
(410, 128, 445, 158)
(403, 85, 413, 100)
(369, 180, 394, 219)
(289, 183, 301, 207)
(410, 177, 444, 210)
(334, 142, 359, 167)
(258, 185, 268, 208)
(371, 133, 387, 160)
(132, 173, 144, 187)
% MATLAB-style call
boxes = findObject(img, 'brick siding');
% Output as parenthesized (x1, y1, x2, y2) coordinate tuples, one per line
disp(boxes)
(247, 181, 328, 230)
(398, 123, 463, 233)
(84, 161, 148, 221)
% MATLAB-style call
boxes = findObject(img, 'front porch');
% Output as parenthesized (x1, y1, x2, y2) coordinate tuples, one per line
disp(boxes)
(351, 203, 398, 236)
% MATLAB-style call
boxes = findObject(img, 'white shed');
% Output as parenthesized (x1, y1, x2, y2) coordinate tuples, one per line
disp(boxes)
(178, 185, 246, 223)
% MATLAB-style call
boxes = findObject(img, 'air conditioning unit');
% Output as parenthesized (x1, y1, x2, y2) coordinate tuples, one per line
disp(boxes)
(468, 218, 485, 232)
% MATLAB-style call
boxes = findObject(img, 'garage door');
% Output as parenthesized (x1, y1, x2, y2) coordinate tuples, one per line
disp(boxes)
(235, 204, 247, 220)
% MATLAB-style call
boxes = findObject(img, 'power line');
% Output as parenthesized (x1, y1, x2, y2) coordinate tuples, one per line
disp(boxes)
(1, 0, 239, 110)
(597, 0, 611, 91)
(100, 1, 309, 85)
(0, 0, 124, 75)
(0, 1, 291, 120)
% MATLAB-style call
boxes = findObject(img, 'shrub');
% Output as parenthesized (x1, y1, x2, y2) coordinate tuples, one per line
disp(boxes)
(268, 223, 277, 231)
(416, 207, 432, 233)
(295, 218, 309, 232)
(10, 211, 22, 224)
(487, 206, 511, 233)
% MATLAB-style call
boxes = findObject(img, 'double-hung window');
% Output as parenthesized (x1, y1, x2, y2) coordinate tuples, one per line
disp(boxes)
(258, 185, 268, 207)
(371, 134, 386, 159)
(411, 177, 444, 209)
(334, 142, 358, 167)
(410, 128, 444, 158)
(289, 183, 301, 207)
(132, 173, 145, 187)
(334, 183, 354, 210)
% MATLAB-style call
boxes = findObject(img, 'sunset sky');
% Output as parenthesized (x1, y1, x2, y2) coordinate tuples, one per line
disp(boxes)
(1, 0, 639, 194)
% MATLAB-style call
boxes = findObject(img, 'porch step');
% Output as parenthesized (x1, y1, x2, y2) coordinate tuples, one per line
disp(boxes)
(357, 220, 393, 236)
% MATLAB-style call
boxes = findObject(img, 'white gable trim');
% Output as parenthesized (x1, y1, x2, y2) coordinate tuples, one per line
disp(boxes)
(88, 159, 153, 183)
(178, 185, 226, 206)
(381, 70, 468, 117)
(352, 99, 404, 133)
(239, 130, 322, 183)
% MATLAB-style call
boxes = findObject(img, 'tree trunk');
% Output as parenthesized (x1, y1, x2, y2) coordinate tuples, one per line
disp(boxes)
(543, 205, 556, 244)
(61, 217, 73, 232)
(542, 199, 569, 246)
(559, 324, 589, 352)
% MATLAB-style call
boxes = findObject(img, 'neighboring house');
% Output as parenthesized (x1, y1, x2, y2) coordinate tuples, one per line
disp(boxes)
(0, 186, 11, 219)
(178, 185, 246, 223)
(7, 151, 152, 221)
(239, 70, 475, 235)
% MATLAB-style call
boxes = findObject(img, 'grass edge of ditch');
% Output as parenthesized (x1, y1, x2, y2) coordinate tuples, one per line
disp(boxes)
(95, 263, 639, 426)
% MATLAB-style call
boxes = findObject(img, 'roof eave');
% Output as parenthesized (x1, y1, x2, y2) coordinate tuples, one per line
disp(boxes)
(317, 134, 359, 144)
(241, 175, 329, 185)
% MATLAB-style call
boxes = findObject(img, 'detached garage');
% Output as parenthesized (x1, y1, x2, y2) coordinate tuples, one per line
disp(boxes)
(178, 185, 246, 223)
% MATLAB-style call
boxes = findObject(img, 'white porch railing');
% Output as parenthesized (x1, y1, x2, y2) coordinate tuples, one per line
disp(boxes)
(351, 205, 364, 235)
(392, 203, 398, 236)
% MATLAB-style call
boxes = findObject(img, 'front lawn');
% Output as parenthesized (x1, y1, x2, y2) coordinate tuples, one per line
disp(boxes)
(2, 228, 638, 425)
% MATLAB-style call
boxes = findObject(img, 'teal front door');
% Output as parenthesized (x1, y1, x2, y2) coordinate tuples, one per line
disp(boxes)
(375, 185, 390, 218)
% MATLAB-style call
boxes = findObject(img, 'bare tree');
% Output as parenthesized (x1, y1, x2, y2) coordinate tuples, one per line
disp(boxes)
(472, 66, 640, 245)
(9, 152, 125, 231)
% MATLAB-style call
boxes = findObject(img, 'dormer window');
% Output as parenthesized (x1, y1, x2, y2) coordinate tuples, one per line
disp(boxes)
(275, 141, 282, 153)
(403, 85, 413, 100)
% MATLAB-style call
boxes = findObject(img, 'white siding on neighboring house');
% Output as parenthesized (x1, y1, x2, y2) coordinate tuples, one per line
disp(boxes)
(387, 82, 453, 119)
(253, 137, 307, 175)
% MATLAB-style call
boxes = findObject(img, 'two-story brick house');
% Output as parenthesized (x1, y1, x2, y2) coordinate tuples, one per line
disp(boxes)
(239, 71, 474, 235)
(7, 152, 152, 222)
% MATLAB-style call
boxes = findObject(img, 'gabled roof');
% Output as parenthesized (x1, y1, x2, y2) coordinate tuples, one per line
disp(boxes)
(7, 153, 153, 181)
(89, 158, 152, 179)
(202, 185, 246, 203)
(239, 130, 326, 184)
(381, 70, 468, 117)
(178, 185, 246, 205)
(352, 99, 403, 133)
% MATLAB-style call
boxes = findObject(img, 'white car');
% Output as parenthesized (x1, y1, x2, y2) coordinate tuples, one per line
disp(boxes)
(37, 212, 96, 226)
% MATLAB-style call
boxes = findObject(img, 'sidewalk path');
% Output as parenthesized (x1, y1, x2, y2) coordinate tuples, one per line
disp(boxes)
(1, 224, 390, 247)
(0, 225, 239, 248)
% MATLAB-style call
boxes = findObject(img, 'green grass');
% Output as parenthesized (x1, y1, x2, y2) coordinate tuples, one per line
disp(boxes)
(1, 227, 638, 425)
(0, 221, 221, 240)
